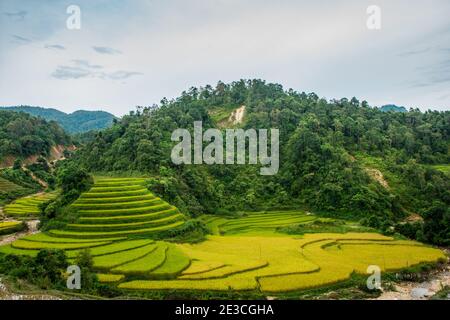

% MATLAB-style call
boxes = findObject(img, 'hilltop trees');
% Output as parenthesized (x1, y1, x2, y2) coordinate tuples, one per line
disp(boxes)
(0, 110, 71, 161)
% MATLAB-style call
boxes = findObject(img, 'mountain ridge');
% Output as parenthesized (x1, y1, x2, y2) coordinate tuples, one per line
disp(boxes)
(0, 106, 116, 134)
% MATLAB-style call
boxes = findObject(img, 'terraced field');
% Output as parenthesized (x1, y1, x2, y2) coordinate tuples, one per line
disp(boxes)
(48, 178, 187, 239)
(201, 211, 318, 235)
(0, 177, 26, 193)
(3, 192, 57, 219)
(0, 178, 446, 295)
(0, 178, 191, 280)
(431, 164, 450, 175)
(119, 233, 445, 292)
(0, 221, 25, 236)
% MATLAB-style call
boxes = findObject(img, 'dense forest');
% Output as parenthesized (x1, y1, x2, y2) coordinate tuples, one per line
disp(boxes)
(72, 80, 449, 245)
(0, 106, 115, 133)
(0, 110, 71, 162)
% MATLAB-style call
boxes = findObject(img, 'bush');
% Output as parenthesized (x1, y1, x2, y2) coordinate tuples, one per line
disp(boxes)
(0, 249, 68, 289)
(74, 250, 99, 291)
(39, 162, 93, 230)
(57, 163, 93, 194)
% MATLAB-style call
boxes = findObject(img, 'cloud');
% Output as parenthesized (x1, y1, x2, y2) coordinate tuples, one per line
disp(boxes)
(72, 59, 103, 69)
(45, 44, 66, 50)
(398, 47, 432, 57)
(438, 47, 450, 53)
(2, 0, 449, 113)
(3, 10, 27, 20)
(51, 66, 92, 80)
(11, 34, 32, 44)
(92, 46, 122, 55)
(51, 61, 141, 81)
(103, 71, 143, 80)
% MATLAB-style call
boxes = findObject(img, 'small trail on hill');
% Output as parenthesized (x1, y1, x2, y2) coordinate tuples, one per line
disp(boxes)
(0, 219, 40, 247)
(0, 204, 59, 300)
(21, 166, 48, 188)
(0, 204, 51, 300)
(0, 277, 62, 300)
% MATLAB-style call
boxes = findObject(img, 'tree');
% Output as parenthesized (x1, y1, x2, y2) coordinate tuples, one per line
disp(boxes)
(57, 163, 93, 195)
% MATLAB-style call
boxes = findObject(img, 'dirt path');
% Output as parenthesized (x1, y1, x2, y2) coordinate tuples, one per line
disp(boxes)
(0, 206, 54, 299)
(0, 189, 47, 246)
(0, 219, 40, 247)
(0, 278, 62, 300)
(21, 166, 48, 188)
(377, 252, 450, 300)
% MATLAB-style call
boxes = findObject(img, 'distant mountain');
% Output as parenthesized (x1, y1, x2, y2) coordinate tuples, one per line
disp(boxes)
(0, 109, 72, 167)
(380, 104, 407, 113)
(0, 106, 116, 133)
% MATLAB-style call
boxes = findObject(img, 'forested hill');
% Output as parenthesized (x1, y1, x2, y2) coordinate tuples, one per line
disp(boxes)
(0, 110, 72, 164)
(0, 106, 115, 133)
(72, 79, 449, 245)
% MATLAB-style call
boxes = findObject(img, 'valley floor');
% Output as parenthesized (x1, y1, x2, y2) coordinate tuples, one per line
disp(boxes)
(0, 177, 448, 299)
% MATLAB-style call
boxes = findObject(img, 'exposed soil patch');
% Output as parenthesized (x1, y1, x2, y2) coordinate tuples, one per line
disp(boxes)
(228, 105, 246, 125)
(0, 144, 75, 169)
(365, 168, 389, 189)
(404, 212, 424, 223)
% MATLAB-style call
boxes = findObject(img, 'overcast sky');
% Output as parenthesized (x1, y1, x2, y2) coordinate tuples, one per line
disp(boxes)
(0, 0, 449, 116)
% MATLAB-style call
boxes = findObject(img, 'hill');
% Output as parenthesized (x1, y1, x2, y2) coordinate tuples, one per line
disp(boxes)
(0, 106, 115, 134)
(73, 79, 449, 245)
(0, 110, 72, 165)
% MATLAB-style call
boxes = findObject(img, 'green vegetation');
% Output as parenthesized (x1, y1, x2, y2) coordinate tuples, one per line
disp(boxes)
(39, 162, 93, 230)
(3, 192, 57, 219)
(0, 191, 446, 296)
(0, 80, 448, 298)
(431, 164, 450, 175)
(53, 177, 188, 239)
(279, 219, 374, 235)
(11, 239, 112, 250)
(0, 110, 71, 161)
(0, 249, 69, 289)
(71, 80, 449, 246)
(118, 232, 444, 292)
(0, 221, 25, 236)
(0, 176, 31, 206)
(1, 106, 115, 134)
(0, 177, 26, 193)
(201, 210, 318, 235)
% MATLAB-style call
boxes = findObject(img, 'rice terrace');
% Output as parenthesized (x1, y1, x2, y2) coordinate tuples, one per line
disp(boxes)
(0, 177, 446, 297)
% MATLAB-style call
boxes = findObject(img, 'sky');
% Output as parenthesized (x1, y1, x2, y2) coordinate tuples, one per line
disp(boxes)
(0, 0, 449, 116)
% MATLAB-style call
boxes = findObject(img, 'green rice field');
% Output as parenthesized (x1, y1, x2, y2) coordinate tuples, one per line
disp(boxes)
(0, 177, 26, 193)
(0, 220, 25, 236)
(3, 192, 58, 219)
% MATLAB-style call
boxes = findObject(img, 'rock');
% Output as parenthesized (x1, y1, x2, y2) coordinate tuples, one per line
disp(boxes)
(411, 288, 431, 299)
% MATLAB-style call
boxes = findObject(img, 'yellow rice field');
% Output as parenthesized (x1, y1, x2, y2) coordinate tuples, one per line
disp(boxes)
(0, 177, 446, 294)
(119, 233, 445, 292)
